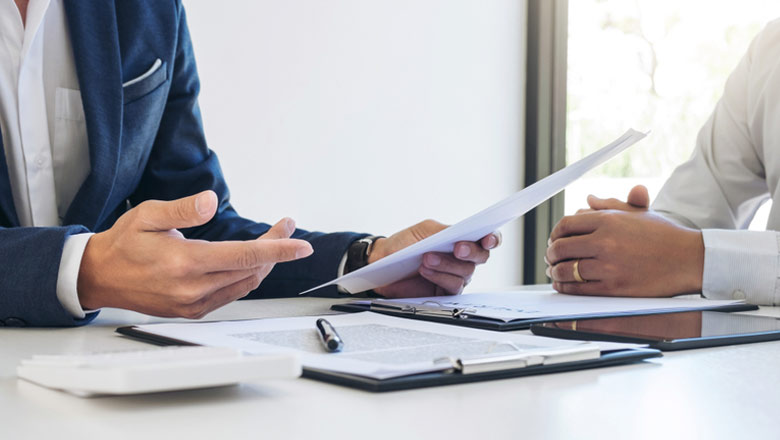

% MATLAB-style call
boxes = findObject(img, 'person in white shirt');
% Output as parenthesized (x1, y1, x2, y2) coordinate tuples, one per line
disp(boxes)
(546, 19, 780, 306)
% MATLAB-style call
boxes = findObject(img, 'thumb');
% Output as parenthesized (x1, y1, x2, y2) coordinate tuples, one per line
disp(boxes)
(135, 190, 218, 231)
(587, 194, 611, 210)
(627, 185, 650, 208)
(414, 219, 449, 237)
(258, 217, 296, 241)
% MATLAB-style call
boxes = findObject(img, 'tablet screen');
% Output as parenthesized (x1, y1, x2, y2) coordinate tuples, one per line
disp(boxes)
(538, 311, 780, 342)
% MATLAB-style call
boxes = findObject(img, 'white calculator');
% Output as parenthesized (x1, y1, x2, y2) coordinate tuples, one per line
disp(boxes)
(17, 346, 301, 396)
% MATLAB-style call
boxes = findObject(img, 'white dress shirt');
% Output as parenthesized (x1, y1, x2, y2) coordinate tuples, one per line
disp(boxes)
(653, 18, 780, 306)
(0, 0, 92, 318)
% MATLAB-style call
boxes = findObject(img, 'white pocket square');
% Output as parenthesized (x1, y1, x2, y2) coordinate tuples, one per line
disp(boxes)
(123, 59, 163, 88)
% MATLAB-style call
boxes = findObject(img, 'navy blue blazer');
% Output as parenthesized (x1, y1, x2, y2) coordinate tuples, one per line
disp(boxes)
(0, 1, 366, 327)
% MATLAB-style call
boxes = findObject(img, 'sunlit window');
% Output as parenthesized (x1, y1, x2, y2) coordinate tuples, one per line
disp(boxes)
(565, 0, 780, 229)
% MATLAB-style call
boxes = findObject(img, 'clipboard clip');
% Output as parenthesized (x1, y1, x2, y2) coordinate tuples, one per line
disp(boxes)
(438, 352, 545, 375)
(435, 344, 601, 375)
(370, 300, 475, 320)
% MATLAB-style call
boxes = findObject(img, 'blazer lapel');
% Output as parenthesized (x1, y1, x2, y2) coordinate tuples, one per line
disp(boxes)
(62, 0, 122, 230)
(0, 133, 20, 226)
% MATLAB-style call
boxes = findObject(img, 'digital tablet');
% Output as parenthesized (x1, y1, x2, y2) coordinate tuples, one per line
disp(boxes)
(530, 311, 780, 351)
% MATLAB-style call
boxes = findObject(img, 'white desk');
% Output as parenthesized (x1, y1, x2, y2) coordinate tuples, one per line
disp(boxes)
(2, 295, 779, 440)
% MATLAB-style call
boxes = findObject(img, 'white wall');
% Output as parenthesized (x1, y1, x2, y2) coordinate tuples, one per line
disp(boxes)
(183, 0, 527, 289)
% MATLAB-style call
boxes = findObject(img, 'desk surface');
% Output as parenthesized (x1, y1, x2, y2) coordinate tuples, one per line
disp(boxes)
(2, 293, 779, 440)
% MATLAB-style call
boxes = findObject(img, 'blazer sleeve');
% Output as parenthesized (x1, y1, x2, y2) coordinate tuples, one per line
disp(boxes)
(0, 225, 99, 327)
(127, 2, 366, 299)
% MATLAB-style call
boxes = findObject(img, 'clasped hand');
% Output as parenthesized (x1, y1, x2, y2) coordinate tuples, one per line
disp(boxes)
(545, 185, 704, 297)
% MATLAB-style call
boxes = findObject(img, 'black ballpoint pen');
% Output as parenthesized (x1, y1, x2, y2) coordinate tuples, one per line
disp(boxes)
(316, 318, 344, 352)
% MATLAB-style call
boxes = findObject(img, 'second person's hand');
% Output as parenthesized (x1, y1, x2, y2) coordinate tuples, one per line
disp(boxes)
(545, 185, 704, 297)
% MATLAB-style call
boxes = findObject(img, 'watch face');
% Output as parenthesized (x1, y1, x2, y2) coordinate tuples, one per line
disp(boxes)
(346, 239, 372, 275)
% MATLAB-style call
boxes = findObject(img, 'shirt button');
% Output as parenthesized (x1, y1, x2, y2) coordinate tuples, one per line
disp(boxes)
(732, 289, 746, 300)
(35, 156, 45, 168)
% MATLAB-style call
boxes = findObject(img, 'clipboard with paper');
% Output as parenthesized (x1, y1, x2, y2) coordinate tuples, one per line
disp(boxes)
(116, 312, 662, 392)
(331, 290, 758, 331)
(302, 129, 648, 295)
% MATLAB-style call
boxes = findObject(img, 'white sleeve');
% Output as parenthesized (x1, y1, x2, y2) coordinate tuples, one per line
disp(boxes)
(700, 229, 779, 305)
(650, 25, 780, 305)
(55, 233, 95, 318)
(652, 27, 769, 230)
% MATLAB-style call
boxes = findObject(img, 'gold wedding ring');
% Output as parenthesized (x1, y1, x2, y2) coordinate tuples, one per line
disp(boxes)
(572, 259, 586, 283)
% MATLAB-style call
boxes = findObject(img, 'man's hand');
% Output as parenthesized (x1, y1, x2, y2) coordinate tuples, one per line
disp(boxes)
(367, 220, 501, 298)
(77, 190, 313, 319)
(546, 185, 704, 297)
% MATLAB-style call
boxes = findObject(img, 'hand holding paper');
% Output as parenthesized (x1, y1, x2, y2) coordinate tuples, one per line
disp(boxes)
(367, 220, 497, 298)
(302, 129, 648, 295)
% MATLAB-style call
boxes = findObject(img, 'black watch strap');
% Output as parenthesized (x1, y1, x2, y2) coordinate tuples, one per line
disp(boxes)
(344, 235, 383, 275)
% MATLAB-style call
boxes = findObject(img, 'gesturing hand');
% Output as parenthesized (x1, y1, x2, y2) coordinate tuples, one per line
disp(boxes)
(369, 220, 501, 298)
(546, 185, 704, 297)
(77, 191, 313, 319)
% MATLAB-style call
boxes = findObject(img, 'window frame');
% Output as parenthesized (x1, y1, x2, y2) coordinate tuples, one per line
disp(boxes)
(523, 0, 569, 284)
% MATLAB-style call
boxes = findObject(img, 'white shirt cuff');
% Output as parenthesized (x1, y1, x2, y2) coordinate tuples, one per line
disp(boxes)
(336, 250, 351, 294)
(701, 229, 779, 305)
(56, 233, 96, 318)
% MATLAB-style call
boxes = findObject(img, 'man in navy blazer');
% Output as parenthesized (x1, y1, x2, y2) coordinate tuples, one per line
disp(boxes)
(0, 1, 499, 327)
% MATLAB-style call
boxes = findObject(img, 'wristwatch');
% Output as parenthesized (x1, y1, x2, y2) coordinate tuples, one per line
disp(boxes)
(344, 235, 383, 275)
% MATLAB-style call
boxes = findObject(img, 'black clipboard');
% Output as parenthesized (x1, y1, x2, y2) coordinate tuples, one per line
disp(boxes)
(331, 301, 759, 331)
(116, 325, 661, 392)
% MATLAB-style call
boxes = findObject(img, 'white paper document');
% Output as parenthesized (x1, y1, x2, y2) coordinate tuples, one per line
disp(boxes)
(369, 290, 750, 323)
(302, 129, 648, 295)
(131, 312, 604, 380)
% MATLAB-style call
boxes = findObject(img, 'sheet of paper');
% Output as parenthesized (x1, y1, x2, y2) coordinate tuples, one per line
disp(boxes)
(371, 290, 749, 323)
(302, 129, 648, 295)
(132, 312, 597, 380)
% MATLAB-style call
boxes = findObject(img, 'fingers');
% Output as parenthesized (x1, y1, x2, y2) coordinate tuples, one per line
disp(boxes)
(453, 241, 490, 264)
(187, 238, 313, 272)
(419, 267, 466, 295)
(258, 217, 296, 241)
(549, 212, 603, 242)
(546, 235, 597, 265)
(198, 268, 270, 295)
(422, 252, 476, 280)
(548, 258, 598, 283)
(134, 190, 218, 232)
(586, 185, 650, 212)
(587, 195, 627, 211)
(627, 185, 650, 208)
(186, 273, 264, 319)
(552, 280, 614, 296)
(480, 232, 502, 250)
